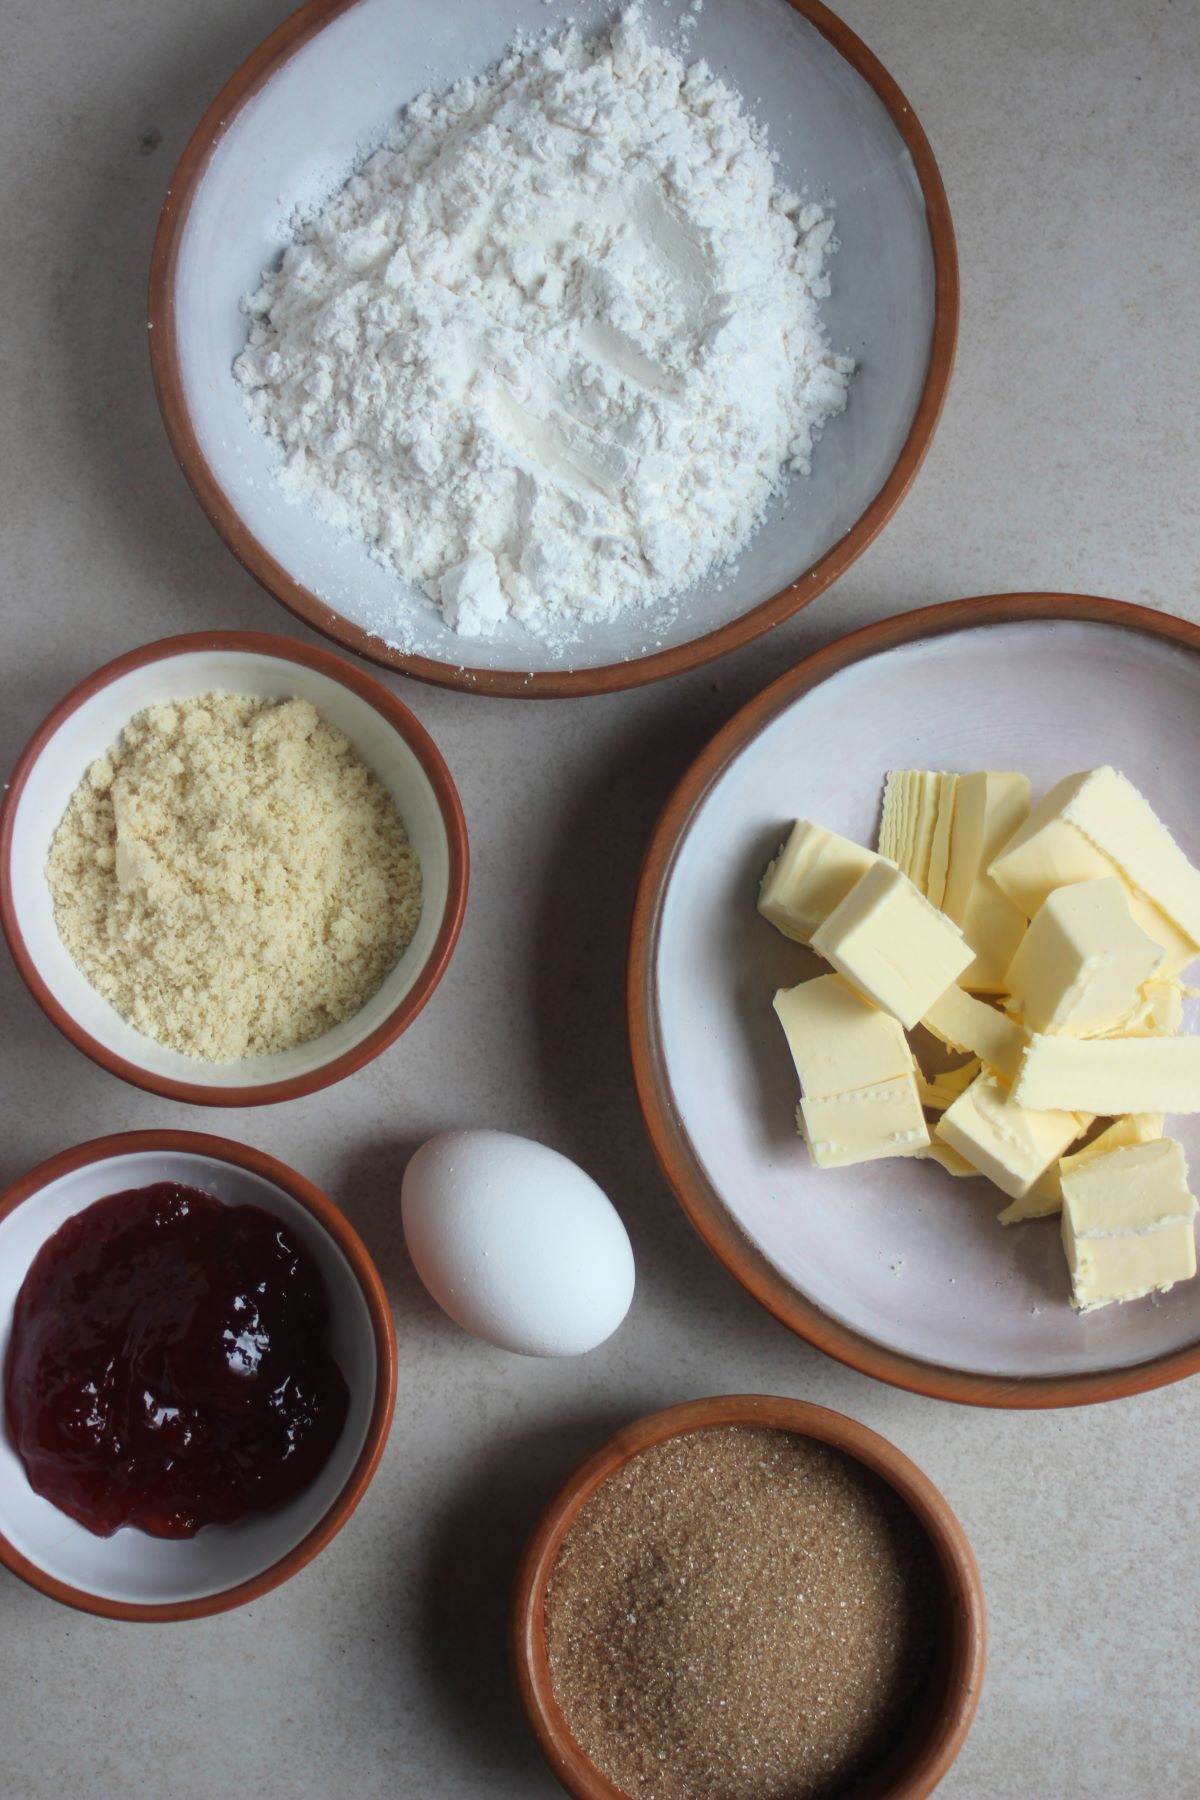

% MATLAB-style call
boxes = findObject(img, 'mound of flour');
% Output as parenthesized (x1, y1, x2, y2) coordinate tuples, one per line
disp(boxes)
(235, 7, 852, 642)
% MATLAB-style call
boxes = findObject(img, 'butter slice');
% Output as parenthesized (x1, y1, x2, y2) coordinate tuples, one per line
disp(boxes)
(916, 1140, 982, 1178)
(943, 772, 1031, 993)
(1063, 768, 1200, 945)
(1004, 877, 1164, 1036)
(878, 770, 957, 908)
(773, 974, 914, 1098)
(1060, 1138, 1198, 1310)
(922, 985, 1027, 1085)
(942, 772, 1030, 920)
(799, 1079, 930, 1169)
(811, 861, 973, 1030)
(989, 768, 1200, 974)
(758, 821, 876, 944)
(915, 1057, 981, 1113)
(1121, 893, 1198, 982)
(1114, 982, 1185, 1038)
(997, 1172, 1070, 1225)
(999, 1112, 1164, 1224)
(936, 1072, 1084, 1199)
(1062, 1113, 1164, 1174)
(878, 770, 1030, 973)
(1013, 1034, 1200, 1116)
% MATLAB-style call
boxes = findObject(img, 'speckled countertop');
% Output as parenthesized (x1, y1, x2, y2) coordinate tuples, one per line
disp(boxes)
(1, 1, 1198, 1795)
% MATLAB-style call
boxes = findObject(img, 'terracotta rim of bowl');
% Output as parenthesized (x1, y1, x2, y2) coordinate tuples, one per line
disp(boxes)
(628, 593, 1200, 1409)
(146, 0, 959, 699)
(0, 629, 469, 1107)
(511, 1394, 987, 1800)
(0, 1129, 398, 1623)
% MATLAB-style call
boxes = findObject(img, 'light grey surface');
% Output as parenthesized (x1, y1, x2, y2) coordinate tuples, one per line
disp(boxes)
(0, 1, 1198, 1797)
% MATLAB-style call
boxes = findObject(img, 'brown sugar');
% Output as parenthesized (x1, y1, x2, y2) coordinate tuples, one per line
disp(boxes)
(544, 1427, 939, 1800)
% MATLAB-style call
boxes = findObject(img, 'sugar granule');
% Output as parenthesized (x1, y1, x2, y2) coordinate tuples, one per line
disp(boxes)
(545, 1426, 938, 1800)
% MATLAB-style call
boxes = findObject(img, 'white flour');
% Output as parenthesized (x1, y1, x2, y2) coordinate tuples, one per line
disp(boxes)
(235, 7, 852, 644)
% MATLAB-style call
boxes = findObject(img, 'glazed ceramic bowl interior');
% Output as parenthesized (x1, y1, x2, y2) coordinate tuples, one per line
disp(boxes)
(632, 598, 1200, 1406)
(0, 1138, 391, 1618)
(2, 635, 464, 1102)
(153, 0, 953, 692)
(512, 1396, 985, 1800)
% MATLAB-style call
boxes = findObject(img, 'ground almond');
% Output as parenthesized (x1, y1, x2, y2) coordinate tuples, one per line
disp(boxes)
(46, 692, 421, 1060)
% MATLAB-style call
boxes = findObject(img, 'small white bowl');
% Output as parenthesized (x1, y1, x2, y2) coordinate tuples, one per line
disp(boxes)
(0, 631, 468, 1105)
(148, 0, 956, 696)
(0, 1132, 396, 1621)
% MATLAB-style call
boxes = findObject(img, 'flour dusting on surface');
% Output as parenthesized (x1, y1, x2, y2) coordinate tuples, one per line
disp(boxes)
(235, 7, 852, 647)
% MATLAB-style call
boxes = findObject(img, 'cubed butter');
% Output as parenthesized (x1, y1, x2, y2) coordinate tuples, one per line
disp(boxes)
(958, 881, 1029, 997)
(811, 861, 973, 1030)
(799, 1078, 930, 1169)
(1013, 1034, 1200, 1116)
(774, 976, 929, 1168)
(1004, 877, 1164, 1036)
(989, 767, 1200, 975)
(936, 1071, 1084, 1200)
(758, 821, 876, 944)
(922, 985, 1027, 1084)
(988, 771, 1115, 913)
(943, 771, 1031, 993)
(998, 1112, 1164, 1224)
(772, 974, 914, 1099)
(1064, 769, 1200, 946)
(1060, 1138, 1198, 1310)
(877, 769, 1029, 960)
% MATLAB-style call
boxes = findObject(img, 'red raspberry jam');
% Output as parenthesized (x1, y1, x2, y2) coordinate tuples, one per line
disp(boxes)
(5, 1182, 350, 1538)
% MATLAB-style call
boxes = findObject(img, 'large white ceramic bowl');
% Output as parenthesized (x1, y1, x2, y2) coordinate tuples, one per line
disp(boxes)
(148, 0, 956, 696)
(0, 1133, 396, 1621)
(0, 633, 468, 1105)
(630, 596, 1200, 1407)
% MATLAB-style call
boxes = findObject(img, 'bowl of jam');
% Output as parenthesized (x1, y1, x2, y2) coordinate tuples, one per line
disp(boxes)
(0, 1130, 396, 1620)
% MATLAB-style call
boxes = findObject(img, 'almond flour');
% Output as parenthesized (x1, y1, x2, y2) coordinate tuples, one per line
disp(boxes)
(46, 694, 421, 1060)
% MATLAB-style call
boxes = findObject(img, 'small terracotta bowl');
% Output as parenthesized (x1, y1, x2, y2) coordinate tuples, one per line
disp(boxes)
(0, 630, 468, 1106)
(0, 1130, 397, 1622)
(512, 1395, 986, 1800)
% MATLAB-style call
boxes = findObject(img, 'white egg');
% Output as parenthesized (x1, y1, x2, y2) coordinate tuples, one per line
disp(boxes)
(401, 1129, 635, 1356)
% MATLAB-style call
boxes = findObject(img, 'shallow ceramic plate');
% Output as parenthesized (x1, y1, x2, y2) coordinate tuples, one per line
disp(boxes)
(630, 596, 1200, 1406)
(148, 0, 955, 696)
